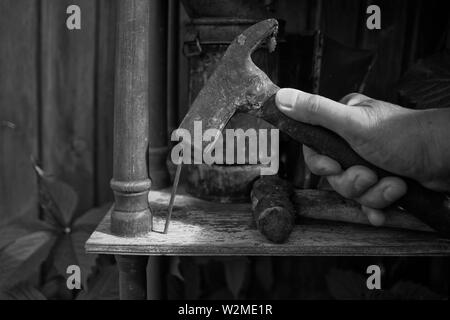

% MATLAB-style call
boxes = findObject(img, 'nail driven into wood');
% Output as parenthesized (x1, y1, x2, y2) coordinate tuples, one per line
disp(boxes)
(164, 153, 183, 234)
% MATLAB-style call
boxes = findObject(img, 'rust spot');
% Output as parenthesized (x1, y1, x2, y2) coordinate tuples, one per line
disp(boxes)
(237, 34, 246, 46)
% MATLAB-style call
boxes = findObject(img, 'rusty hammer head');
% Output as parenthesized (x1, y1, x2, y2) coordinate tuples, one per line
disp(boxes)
(178, 19, 280, 159)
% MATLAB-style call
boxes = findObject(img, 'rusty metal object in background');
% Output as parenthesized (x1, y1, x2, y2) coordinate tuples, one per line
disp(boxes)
(181, 4, 281, 202)
(111, 0, 152, 237)
(178, 19, 450, 237)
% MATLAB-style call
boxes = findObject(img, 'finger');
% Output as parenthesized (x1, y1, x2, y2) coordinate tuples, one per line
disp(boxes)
(276, 88, 364, 138)
(327, 166, 378, 199)
(357, 177, 407, 209)
(340, 93, 372, 106)
(303, 145, 342, 176)
(361, 206, 387, 227)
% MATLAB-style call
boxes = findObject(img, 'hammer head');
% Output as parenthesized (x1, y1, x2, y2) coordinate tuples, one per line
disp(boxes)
(178, 19, 280, 160)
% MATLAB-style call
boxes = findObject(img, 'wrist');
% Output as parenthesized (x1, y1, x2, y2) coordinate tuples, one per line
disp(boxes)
(417, 108, 450, 191)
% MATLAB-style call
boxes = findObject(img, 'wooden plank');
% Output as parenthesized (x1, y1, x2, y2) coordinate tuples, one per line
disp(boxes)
(0, 0, 39, 224)
(86, 189, 450, 256)
(41, 0, 97, 214)
(95, 0, 116, 204)
(292, 190, 433, 233)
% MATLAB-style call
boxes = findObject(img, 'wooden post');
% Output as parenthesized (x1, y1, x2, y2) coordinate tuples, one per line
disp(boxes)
(111, 0, 151, 237)
(148, 0, 170, 190)
(116, 255, 148, 300)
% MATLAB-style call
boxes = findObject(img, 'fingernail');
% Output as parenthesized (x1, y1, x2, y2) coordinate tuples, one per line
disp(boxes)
(276, 89, 296, 110)
(384, 187, 402, 202)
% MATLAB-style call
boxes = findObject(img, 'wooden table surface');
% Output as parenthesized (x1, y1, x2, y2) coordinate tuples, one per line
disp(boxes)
(86, 189, 450, 256)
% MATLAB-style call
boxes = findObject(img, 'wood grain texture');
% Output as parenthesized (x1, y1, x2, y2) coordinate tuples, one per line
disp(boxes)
(292, 190, 434, 233)
(110, 0, 152, 236)
(95, 0, 117, 204)
(41, 0, 97, 214)
(0, 0, 39, 224)
(86, 189, 450, 256)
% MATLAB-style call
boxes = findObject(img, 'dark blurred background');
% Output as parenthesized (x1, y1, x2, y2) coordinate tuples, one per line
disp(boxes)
(0, 0, 448, 299)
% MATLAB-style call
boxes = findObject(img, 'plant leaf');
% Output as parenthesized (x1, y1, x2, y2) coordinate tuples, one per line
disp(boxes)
(0, 231, 55, 289)
(72, 230, 98, 289)
(73, 203, 112, 232)
(52, 231, 98, 291)
(77, 265, 119, 300)
(0, 283, 47, 300)
(52, 234, 78, 281)
(224, 258, 249, 300)
(35, 165, 78, 227)
(0, 217, 51, 251)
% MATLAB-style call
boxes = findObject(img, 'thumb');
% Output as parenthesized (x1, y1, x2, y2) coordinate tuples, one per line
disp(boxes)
(275, 88, 363, 138)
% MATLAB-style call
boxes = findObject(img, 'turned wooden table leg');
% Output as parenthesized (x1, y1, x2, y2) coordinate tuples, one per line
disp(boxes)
(111, 0, 151, 236)
(111, 0, 151, 300)
(116, 256, 148, 300)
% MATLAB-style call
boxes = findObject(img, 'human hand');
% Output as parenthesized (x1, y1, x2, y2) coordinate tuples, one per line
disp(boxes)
(275, 88, 450, 226)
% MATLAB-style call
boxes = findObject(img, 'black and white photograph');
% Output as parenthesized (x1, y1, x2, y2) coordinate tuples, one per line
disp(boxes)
(0, 0, 449, 308)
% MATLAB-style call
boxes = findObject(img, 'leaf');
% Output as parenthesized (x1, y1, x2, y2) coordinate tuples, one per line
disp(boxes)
(71, 230, 98, 289)
(35, 165, 79, 227)
(0, 231, 55, 289)
(52, 234, 78, 281)
(0, 217, 51, 251)
(40, 276, 66, 299)
(399, 52, 450, 110)
(77, 265, 119, 300)
(73, 203, 112, 232)
(0, 283, 47, 300)
(224, 258, 249, 300)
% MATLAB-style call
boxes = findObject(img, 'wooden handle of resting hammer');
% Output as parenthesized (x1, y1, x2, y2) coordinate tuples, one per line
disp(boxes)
(251, 176, 296, 244)
(257, 95, 450, 237)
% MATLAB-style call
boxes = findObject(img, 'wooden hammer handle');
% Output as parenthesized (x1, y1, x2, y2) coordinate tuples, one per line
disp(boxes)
(251, 176, 296, 244)
(255, 96, 450, 237)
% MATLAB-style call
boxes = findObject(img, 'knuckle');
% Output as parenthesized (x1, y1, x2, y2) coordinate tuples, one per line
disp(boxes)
(303, 94, 321, 119)
(340, 93, 361, 105)
(358, 193, 386, 209)
(328, 176, 355, 199)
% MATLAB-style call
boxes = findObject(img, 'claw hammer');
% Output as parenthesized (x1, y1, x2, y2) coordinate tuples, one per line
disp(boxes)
(175, 19, 450, 237)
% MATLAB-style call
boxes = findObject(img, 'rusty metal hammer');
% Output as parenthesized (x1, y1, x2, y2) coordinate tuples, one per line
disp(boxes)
(178, 19, 450, 237)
